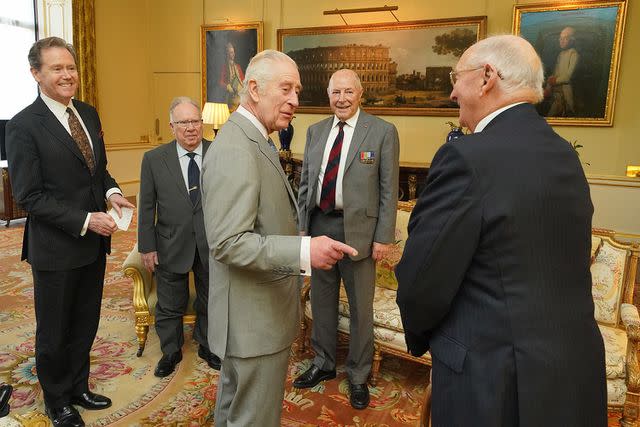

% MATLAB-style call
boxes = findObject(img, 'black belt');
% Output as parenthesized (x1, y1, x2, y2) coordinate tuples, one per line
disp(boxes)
(313, 207, 343, 217)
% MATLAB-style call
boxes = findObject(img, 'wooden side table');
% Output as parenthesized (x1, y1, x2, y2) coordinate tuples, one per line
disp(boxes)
(1, 161, 27, 226)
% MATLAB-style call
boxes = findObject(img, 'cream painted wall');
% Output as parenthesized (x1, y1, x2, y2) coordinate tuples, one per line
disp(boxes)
(94, 0, 639, 233)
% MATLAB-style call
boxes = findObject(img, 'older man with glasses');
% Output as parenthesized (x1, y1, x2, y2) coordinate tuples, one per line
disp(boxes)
(138, 96, 220, 378)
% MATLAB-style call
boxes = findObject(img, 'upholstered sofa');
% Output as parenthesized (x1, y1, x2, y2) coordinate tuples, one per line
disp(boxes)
(298, 200, 432, 386)
(591, 229, 640, 426)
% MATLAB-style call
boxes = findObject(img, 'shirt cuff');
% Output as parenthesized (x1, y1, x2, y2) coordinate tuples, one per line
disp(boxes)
(300, 236, 311, 276)
(81, 213, 90, 236)
(105, 187, 122, 200)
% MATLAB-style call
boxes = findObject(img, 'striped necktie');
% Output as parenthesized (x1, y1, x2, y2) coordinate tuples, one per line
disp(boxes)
(186, 152, 200, 205)
(318, 121, 346, 213)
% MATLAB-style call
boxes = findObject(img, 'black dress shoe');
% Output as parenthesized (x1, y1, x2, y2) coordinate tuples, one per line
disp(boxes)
(45, 405, 85, 427)
(293, 365, 336, 389)
(198, 345, 221, 370)
(0, 383, 12, 417)
(349, 381, 370, 409)
(154, 351, 182, 377)
(70, 391, 112, 410)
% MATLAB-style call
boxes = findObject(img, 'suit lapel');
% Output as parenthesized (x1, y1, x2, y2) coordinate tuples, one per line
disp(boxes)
(33, 98, 86, 166)
(162, 141, 192, 205)
(230, 113, 299, 214)
(344, 111, 372, 172)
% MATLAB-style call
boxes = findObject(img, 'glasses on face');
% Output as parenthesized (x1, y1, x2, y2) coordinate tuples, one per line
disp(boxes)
(173, 119, 203, 129)
(449, 67, 484, 86)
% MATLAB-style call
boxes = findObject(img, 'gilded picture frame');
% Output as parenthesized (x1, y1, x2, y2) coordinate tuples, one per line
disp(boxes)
(201, 22, 263, 112)
(277, 17, 487, 117)
(513, 0, 628, 126)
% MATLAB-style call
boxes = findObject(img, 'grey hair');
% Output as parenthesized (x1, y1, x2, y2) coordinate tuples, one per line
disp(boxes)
(464, 35, 544, 103)
(327, 69, 363, 93)
(169, 96, 201, 122)
(239, 50, 298, 103)
(28, 36, 77, 70)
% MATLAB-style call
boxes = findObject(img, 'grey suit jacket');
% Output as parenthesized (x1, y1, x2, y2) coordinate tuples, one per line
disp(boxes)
(138, 139, 211, 273)
(201, 112, 302, 359)
(298, 110, 400, 260)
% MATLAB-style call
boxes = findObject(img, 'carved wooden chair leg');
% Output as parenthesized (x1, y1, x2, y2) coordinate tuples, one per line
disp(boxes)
(621, 390, 640, 427)
(370, 347, 383, 386)
(420, 368, 432, 427)
(135, 323, 148, 357)
(298, 318, 308, 355)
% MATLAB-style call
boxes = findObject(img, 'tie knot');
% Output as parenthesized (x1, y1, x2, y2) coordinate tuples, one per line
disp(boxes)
(186, 152, 196, 159)
(66, 107, 74, 115)
(338, 121, 346, 129)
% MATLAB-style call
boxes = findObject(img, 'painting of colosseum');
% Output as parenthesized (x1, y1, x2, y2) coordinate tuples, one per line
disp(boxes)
(278, 17, 486, 116)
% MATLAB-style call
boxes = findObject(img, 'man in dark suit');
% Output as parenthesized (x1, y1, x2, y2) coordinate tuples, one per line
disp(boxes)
(294, 69, 399, 409)
(395, 35, 606, 426)
(6, 37, 134, 427)
(138, 96, 220, 377)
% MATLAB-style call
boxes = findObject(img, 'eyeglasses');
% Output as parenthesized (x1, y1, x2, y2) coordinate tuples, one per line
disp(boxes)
(449, 67, 504, 86)
(449, 67, 484, 86)
(173, 119, 203, 129)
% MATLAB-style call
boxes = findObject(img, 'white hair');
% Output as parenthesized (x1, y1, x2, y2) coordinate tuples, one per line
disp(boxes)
(327, 69, 363, 93)
(464, 35, 544, 103)
(239, 50, 298, 103)
(169, 96, 200, 122)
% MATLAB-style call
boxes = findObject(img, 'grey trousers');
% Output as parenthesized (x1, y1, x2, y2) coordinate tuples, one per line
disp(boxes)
(214, 346, 291, 427)
(309, 210, 375, 384)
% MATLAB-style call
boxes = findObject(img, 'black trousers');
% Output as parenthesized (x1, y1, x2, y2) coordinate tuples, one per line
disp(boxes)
(32, 254, 106, 408)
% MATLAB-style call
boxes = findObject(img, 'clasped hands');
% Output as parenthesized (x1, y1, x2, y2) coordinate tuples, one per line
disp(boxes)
(88, 193, 135, 237)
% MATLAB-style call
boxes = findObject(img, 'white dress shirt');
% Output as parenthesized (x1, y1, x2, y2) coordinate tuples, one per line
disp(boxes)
(316, 108, 360, 209)
(236, 105, 311, 275)
(40, 93, 121, 236)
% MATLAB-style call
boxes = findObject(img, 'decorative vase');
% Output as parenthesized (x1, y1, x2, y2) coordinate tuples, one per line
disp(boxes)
(446, 126, 465, 142)
(278, 122, 294, 151)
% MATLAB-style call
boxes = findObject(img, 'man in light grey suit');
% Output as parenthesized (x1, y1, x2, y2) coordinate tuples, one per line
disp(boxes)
(294, 69, 399, 409)
(138, 97, 220, 378)
(201, 51, 357, 427)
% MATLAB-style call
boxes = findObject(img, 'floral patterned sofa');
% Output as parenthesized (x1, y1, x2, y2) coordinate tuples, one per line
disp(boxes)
(591, 229, 640, 426)
(298, 200, 431, 385)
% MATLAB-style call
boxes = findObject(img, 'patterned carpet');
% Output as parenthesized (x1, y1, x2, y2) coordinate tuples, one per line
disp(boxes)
(0, 218, 624, 426)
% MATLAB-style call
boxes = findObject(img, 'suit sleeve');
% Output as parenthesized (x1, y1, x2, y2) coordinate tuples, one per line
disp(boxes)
(373, 123, 400, 244)
(395, 142, 481, 356)
(137, 152, 157, 253)
(5, 118, 86, 237)
(296, 126, 313, 234)
(202, 141, 301, 274)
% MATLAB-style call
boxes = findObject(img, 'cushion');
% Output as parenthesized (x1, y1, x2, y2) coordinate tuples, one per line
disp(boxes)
(598, 324, 627, 380)
(592, 240, 628, 326)
(375, 207, 412, 291)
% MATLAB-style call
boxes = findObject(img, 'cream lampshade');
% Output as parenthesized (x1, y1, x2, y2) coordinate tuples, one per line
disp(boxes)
(202, 102, 230, 138)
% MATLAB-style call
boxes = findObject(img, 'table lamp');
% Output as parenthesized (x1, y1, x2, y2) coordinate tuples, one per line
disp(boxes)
(202, 102, 230, 139)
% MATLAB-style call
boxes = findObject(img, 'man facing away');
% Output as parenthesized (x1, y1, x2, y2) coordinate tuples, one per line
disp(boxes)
(138, 96, 220, 378)
(6, 37, 134, 427)
(293, 69, 399, 410)
(201, 50, 357, 427)
(395, 34, 606, 426)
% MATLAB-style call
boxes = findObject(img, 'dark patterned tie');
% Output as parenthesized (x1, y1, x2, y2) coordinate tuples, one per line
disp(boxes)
(186, 152, 200, 205)
(318, 121, 346, 213)
(267, 137, 279, 153)
(66, 108, 95, 174)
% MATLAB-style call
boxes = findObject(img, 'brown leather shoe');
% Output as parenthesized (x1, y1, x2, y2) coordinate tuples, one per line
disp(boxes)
(154, 351, 182, 377)
(349, 381, 370, 409)
(293, 365, 336, 389)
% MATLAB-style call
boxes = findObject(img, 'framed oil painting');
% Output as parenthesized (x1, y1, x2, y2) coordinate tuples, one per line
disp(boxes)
(277, 17, 487, 116)
(513, 0, 628, 126)
(201, 22, 263, 112)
